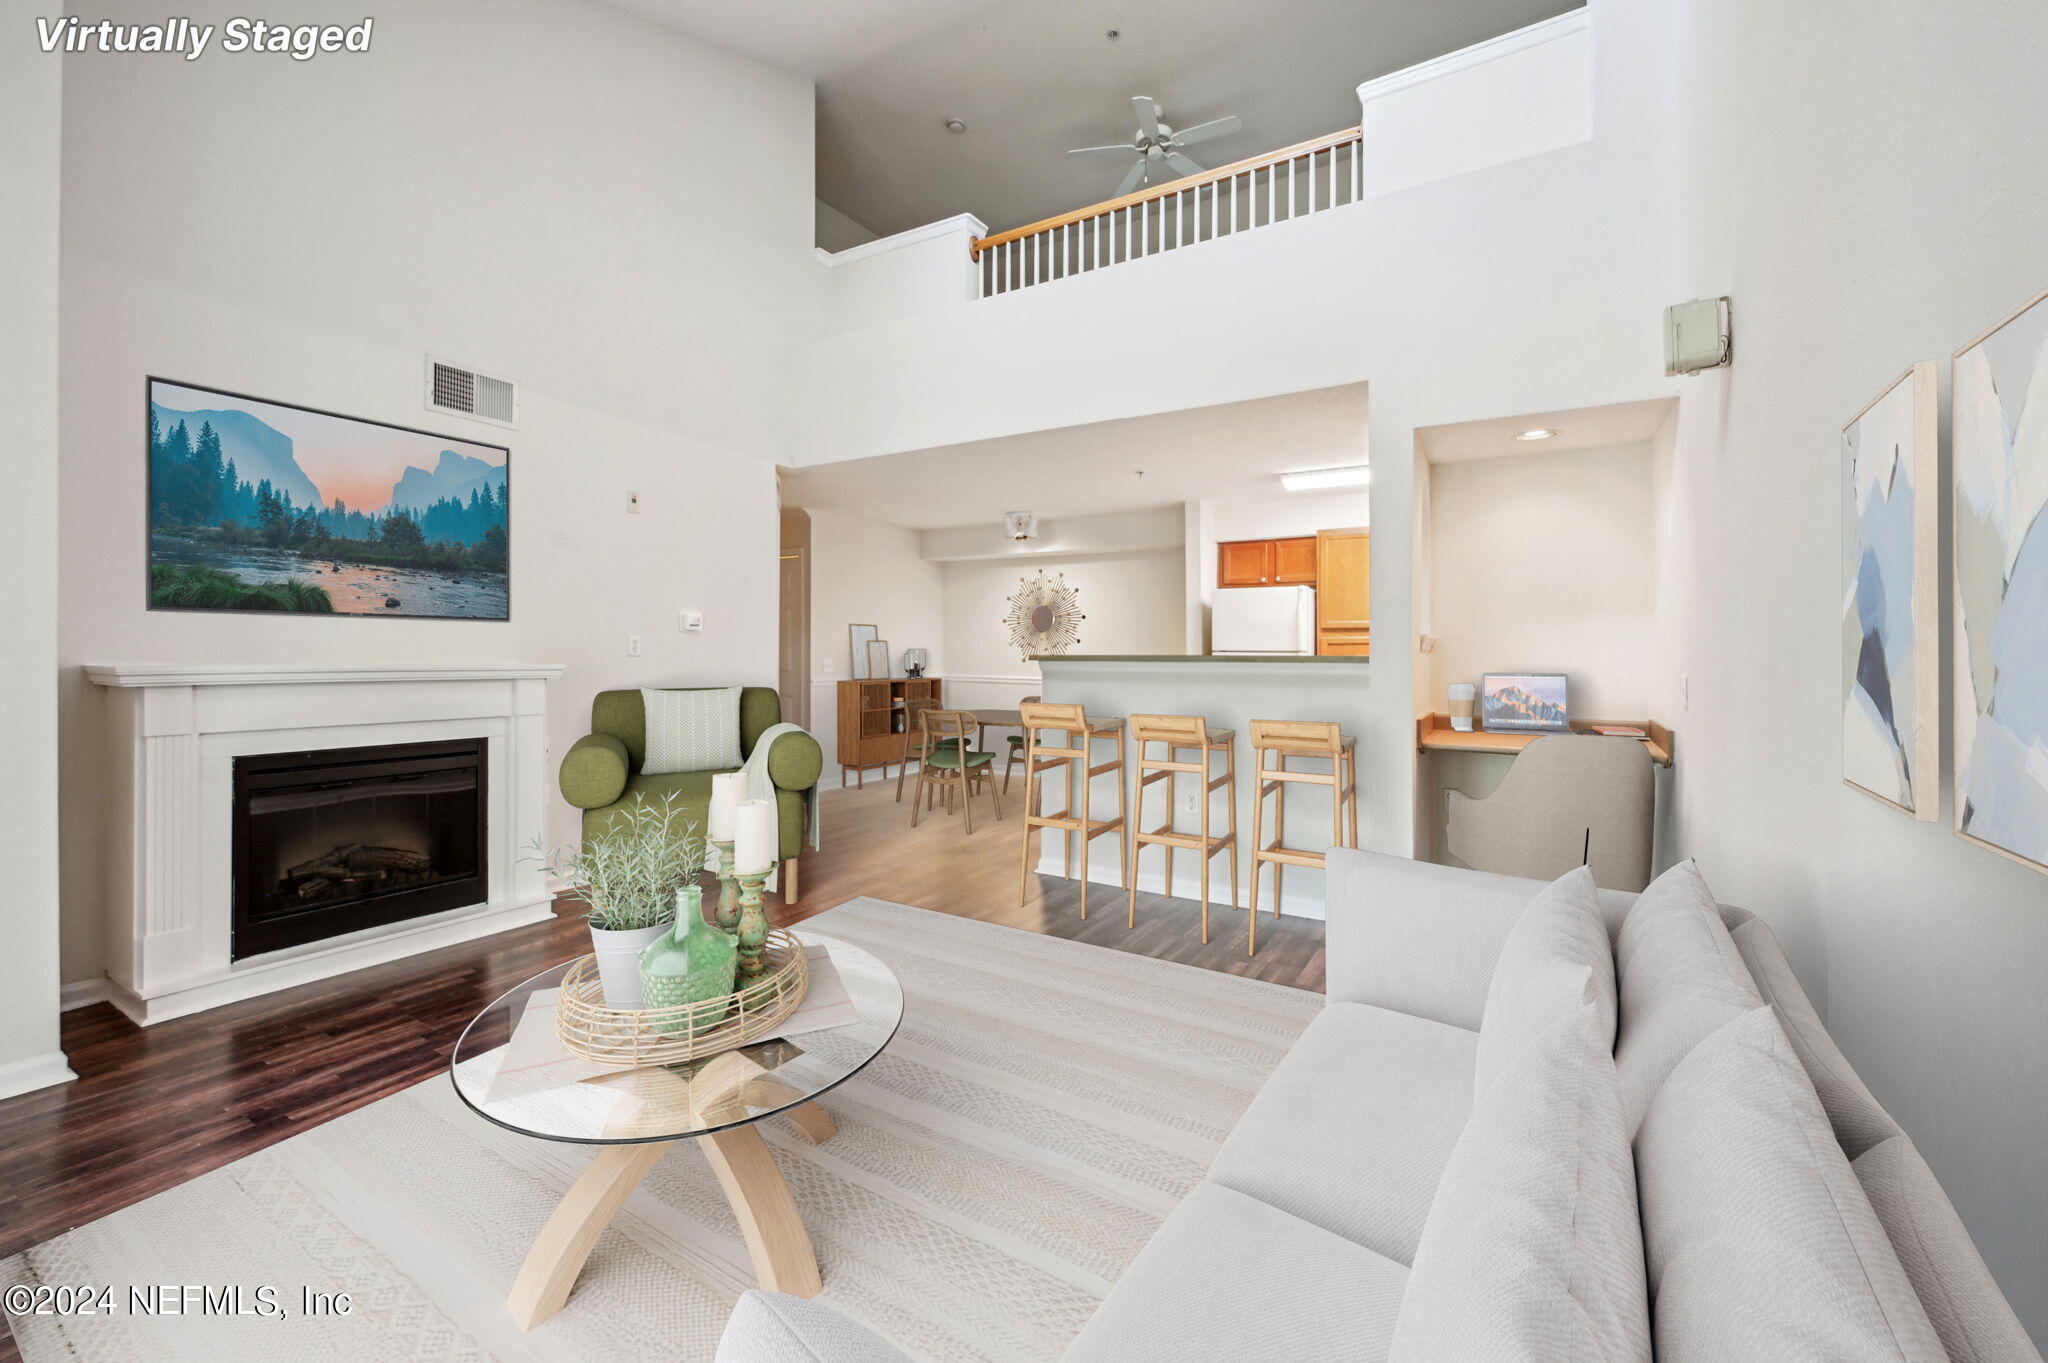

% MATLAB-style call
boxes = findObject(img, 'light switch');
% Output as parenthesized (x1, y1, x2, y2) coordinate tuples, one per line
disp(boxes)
(679, 610, 703, 632)
(627, 634, 642, 657)
(627, 491, 641, 514)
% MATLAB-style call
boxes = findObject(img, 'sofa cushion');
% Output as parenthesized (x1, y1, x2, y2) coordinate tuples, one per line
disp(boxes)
(1636, 1006, 1944, 1362)
(1062, 1181, 1408, 1363)
(1853, 1136, 2043, 1363)
(1730, 917, 1899, 1159)
(1389, 1001, 1649, 1363)
(1613, 861, 1762, 1128)
(716, 1290, 910, 1363)
(1207, 1002, 1476, 1265)
(1474, 865, 1615, 1096)
(640, 685, 743, 774)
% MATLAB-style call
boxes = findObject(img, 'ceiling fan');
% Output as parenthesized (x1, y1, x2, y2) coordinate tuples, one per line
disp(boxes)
(1067, 95, 1244, 197)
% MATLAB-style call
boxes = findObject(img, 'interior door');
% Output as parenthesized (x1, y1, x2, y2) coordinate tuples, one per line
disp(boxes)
(1315, 527, 1370, 655)
(777, 548, 808, 727)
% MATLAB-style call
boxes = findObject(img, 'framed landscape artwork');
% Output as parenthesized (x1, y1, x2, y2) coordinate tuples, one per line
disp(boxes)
(1953, 287, 2048, 871)
(147, 378, 509, 619)
(1840, 361, 1938, 818)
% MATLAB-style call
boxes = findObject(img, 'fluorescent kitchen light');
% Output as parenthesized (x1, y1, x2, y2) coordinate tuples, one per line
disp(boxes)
(1513, 428, 1559, 441)
(1280, 464, 1371, 492)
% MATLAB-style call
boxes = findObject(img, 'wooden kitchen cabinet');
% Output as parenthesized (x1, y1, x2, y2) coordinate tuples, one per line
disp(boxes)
(1218, 536, 1318, 587)
(1271, 537, 1318, 583)
(1315, 527, 1370, 655)
(1218, 539, 1274, 587)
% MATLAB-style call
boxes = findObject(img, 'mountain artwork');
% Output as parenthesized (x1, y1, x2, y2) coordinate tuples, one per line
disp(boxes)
(1840, 362, 1937, 818)
(1953, 287, 2048, 872)
(147, 379, 509, 619)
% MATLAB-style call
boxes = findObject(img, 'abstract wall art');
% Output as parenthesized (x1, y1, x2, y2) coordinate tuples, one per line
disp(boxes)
(1841, 361, 1937, 817)
(1953, 287, 2048, 870)
(148, 378, 509, 619)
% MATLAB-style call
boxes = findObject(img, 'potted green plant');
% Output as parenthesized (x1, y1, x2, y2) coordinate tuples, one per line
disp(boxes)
(536, 791, 706, 1008)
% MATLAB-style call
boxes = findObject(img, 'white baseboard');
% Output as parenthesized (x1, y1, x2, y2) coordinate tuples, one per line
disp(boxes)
(61, 977, 112, 1012)
(0, 1050, 78, 1100)
(104, 895, 558, 1027)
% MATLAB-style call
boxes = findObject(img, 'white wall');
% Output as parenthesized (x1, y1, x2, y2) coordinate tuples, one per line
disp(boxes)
(0, 4, 75, 1098)
(807, 509, 946, 783)
(792, 0, 1683, 864)
(56, 0, 818, 985)
(941, 547, 1185, 701)
(1661, 0, 2048, 1334)
(1428, 443, 1655, 718)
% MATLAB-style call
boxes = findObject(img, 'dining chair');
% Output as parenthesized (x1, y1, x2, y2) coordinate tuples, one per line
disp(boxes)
(895, 697, 940, 804)
(1002, 695, 1040, 794)
(910, 708, 1003, 833)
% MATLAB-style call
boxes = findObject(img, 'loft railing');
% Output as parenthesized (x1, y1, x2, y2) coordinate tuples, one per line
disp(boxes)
(971, 126, 1364, 298)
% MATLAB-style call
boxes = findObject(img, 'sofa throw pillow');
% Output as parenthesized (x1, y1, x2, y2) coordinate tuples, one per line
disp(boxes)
(1473, 865, 1614, 1098)
(1636, 1006, 1944, 1363)
(639, 687, 743, 775)
(1612, 860, 1761, 1129)
(1388, 999, 1649, 1363)
(1852, 1136, 2042, 1363)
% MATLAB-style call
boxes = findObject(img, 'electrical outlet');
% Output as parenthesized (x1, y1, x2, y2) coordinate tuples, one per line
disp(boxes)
(679, 610, 703, 632)
(822, 658, 835, 675)
(627, 491, 641, 514)
(1179, 790, 1199, 817)
(627, 633, 642, 657)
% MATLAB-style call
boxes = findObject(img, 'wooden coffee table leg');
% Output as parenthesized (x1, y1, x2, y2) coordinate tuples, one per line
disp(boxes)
(698, 1123, 823, 1297)
(509, 1139, 675, 1330)
(744, 1078, 838, 1145)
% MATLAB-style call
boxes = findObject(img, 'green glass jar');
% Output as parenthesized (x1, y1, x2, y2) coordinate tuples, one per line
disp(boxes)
(638, 885, 736, 1034)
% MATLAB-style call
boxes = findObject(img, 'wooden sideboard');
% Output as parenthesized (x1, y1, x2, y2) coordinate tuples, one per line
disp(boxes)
(836, 677, 941, 787)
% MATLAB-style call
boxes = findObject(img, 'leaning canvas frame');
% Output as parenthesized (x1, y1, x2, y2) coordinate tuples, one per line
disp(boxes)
(848, 624, 878, 679)
(1952, 285, 2048, 873)
(1840, 361, 1938, 818)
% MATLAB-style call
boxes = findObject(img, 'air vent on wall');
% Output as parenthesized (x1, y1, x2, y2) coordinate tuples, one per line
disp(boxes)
(425, 357, 517, 428)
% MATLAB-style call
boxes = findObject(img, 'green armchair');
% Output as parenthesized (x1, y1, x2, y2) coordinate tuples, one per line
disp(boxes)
(559, 686, 823, 902)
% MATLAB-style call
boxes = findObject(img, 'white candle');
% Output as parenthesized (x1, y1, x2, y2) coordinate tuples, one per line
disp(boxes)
(709, 772, 746, 841)
(733, 799, 777, 874)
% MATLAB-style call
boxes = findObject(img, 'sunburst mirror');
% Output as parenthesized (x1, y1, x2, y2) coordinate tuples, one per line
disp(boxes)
(1004, 570, 1084, 660)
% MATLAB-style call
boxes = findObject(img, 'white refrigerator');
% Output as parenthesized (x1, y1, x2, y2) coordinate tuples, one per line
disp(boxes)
(1211, 585, 1316, 656)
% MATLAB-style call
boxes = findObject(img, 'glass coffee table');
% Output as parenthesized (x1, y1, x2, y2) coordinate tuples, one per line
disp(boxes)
(450, 936, 903, 1330)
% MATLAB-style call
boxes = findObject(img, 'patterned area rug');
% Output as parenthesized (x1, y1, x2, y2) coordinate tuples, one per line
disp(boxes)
(3, 899, 1319, 1362)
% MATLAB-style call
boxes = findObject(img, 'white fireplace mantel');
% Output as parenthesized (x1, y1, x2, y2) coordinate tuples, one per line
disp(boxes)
(88, 661, 565, 1024)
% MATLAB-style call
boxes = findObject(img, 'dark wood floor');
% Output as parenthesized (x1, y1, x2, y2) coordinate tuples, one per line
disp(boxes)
(0, 778, 1322, 1359)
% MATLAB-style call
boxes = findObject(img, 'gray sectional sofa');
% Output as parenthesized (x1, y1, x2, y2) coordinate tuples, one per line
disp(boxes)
(716, 849, 2040, 1362)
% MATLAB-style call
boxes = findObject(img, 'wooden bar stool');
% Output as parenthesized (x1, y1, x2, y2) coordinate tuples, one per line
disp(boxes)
(1015, 701, 1128, 920)
(1247, 719, 1359, 956)
(1126, 714, 1239, 943)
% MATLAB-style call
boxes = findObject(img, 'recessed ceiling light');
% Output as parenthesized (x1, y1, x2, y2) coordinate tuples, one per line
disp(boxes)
(1280, 464, 1371, 492)
(944, 118, 967, 134)
(1513, 428, 1559, 441)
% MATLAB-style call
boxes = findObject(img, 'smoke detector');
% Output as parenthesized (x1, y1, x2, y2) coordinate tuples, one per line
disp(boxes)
(1002, 511, 1039, 542)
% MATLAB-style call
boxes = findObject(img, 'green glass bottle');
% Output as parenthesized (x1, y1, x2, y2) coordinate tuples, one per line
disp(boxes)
(638, 885, 736, 1034)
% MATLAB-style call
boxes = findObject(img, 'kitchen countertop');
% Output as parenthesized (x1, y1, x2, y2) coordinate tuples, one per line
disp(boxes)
(1034, 654, 1368, 665)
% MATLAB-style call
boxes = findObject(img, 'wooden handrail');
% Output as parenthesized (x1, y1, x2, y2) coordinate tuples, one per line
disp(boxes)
(972, 125, 1363, 258)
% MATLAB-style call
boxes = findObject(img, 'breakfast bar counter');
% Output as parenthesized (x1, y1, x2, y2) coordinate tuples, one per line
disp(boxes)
(1031, 654, 1377, 920)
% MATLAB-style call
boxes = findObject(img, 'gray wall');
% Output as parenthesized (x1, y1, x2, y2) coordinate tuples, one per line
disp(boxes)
(1660, 0, 2048, 1339)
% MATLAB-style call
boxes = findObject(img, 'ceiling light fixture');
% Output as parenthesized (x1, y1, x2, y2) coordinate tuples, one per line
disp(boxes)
(944, 118, 966, 134)
(1279, 464, 1371, 492)
(1513, 428, 1559, 441)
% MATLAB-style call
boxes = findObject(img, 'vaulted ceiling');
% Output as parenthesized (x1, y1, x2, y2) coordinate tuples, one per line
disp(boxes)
(602, 0, 1578, 236)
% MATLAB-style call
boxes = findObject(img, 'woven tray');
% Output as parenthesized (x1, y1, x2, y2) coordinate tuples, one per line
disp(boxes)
(555, 928, 808, 1067)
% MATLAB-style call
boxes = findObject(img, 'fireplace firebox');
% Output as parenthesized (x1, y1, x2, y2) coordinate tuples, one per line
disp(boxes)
(232, 738, 487, 959)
